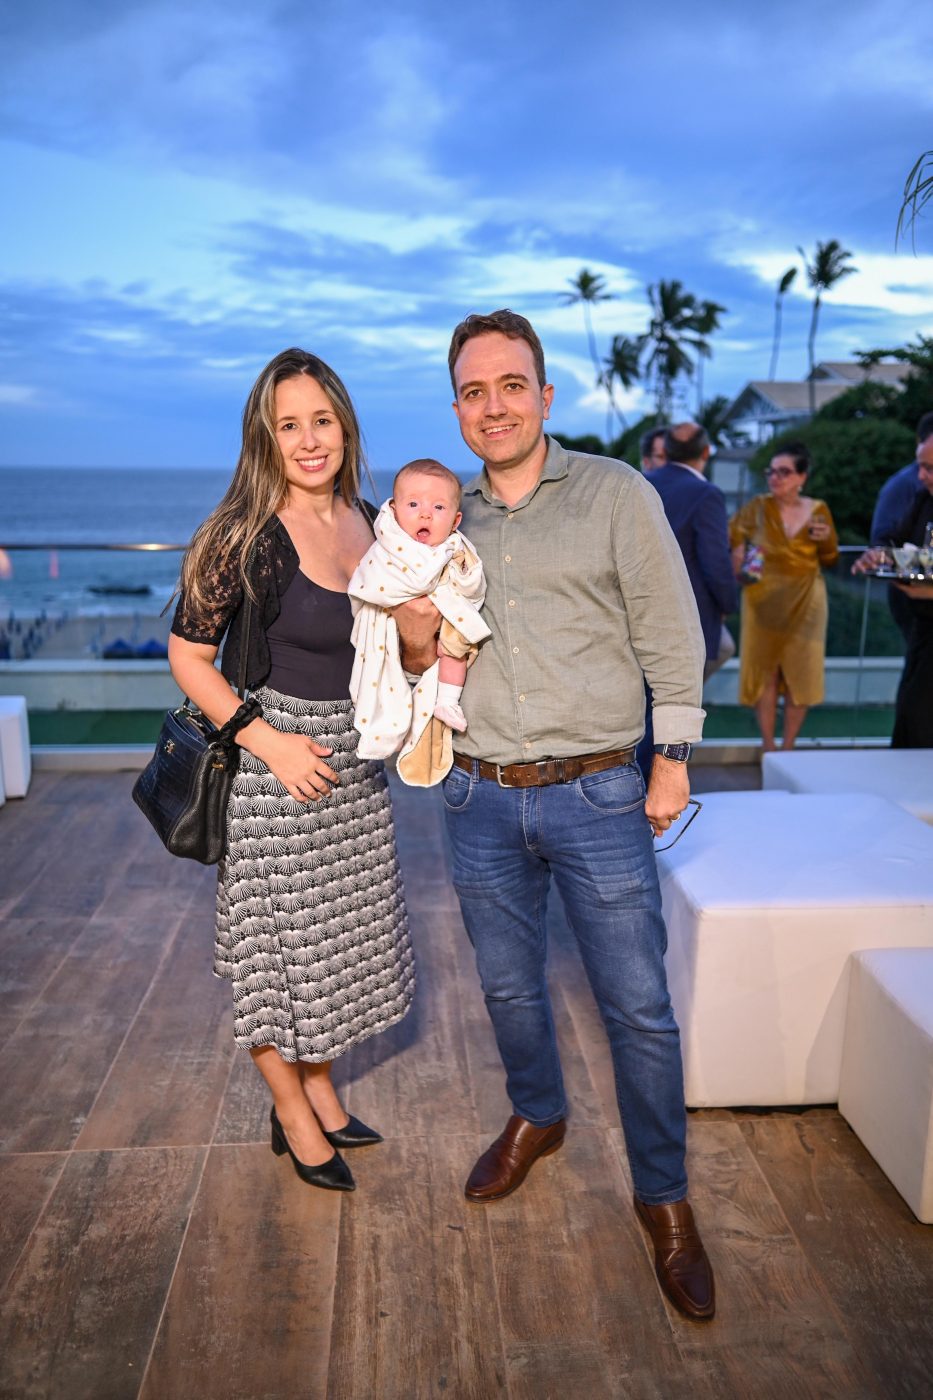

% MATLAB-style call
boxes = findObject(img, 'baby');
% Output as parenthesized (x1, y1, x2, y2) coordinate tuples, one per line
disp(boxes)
(391, 461, 474, 729)
(348, 459, 490, 782)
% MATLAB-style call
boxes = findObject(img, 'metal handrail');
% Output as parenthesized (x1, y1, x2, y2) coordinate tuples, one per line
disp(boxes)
(0, 542, 186, 551)
(1, 540, 873, 551)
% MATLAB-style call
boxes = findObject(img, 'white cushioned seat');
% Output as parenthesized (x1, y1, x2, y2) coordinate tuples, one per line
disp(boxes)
(840, 949, 933, 1223)
(762, 749, 933, 825)
(657, 793, 933, 1107)
(0, 695, 30, 798)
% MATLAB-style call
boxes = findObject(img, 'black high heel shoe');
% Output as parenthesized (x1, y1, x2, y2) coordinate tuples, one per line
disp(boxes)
(270, 1108, 355, 1191)
(322, 1114, 384, 1150)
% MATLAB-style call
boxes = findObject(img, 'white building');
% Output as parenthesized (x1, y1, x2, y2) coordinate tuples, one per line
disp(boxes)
(724, 361, 911, 445)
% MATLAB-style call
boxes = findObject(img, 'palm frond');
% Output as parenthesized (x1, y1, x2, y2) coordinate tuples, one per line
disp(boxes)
(561, 267, 613, 304)
(896, 150, 933, 252)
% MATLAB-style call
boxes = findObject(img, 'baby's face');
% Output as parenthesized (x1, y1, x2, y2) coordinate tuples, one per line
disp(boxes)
(392, 473, 462, 547)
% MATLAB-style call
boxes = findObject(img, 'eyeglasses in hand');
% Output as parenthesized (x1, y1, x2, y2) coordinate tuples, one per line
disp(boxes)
(654, 798, 703, 852)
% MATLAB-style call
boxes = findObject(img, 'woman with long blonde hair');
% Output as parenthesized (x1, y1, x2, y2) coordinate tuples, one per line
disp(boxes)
(169, 348, 415, 1191)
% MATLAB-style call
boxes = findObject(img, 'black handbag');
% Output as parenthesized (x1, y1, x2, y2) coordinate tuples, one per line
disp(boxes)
(132, 573, 261, 865)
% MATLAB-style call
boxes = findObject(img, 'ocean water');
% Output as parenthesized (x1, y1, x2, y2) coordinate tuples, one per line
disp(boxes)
(1, 465, 399, 617)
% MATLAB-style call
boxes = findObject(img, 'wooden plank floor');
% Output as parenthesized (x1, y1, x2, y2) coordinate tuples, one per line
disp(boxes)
(1, 768, 931, 1399)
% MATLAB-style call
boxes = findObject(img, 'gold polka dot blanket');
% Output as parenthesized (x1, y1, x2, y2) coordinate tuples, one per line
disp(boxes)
(348, 502, 490, 782)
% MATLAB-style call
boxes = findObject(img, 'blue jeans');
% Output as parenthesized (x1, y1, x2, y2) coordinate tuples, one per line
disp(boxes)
(443, 760, 687, 1204)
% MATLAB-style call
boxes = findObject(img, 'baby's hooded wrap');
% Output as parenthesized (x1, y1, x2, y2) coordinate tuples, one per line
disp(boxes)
(348, 502, 490, 786)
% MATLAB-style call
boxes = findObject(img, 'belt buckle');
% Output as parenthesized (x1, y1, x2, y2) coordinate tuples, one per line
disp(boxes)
(495, 764, 514, 789)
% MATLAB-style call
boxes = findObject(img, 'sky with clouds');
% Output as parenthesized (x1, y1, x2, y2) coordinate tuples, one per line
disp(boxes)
(1, 0, 932, 474)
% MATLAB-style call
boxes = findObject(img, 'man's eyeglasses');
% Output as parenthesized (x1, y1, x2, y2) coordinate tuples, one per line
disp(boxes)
(654, 798, 703, 852)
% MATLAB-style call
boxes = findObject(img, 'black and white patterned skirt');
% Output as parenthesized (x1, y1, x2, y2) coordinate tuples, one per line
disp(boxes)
(214, 687, 415, 1063)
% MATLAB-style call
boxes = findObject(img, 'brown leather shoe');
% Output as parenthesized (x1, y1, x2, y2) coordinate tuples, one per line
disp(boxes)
(635, 1196, 715, 1321)
(464, 1115, 566, 1202)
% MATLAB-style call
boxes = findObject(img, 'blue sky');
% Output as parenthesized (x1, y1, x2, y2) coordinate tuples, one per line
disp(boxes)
(2, 0, 932, 474)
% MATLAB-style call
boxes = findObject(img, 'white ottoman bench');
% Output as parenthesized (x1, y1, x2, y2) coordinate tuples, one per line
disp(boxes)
(0, 695, 30, 798)
(762, 749, 933, 825)
(657, 792, 933, 1107)
(840, 949, 933, 1223)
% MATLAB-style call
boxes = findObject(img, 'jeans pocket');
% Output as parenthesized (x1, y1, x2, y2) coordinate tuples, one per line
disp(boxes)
(576, 763, 645, 815)
(441, 764, 474, 812)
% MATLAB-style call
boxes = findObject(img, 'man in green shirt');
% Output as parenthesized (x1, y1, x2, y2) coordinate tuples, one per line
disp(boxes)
(402, 309, 714, 1321)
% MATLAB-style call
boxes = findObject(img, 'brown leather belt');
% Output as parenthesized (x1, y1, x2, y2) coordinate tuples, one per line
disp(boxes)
(452, 747, 636, 789)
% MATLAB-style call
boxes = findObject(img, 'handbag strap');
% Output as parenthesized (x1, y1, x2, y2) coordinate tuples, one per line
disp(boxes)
(236, 544, 257, 699)
(211, 695, 263, 749)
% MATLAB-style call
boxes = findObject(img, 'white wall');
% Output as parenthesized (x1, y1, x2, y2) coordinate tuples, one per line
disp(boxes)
(0, 660, 184, 710)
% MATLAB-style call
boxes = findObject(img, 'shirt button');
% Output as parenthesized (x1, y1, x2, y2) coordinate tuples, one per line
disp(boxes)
(512, 646, 519, 654)
(508, 599, 516, 607)
(524, 740, 532, 749)
(504, 554, 511, 563)
(518, 694, 526, 702)
(507, 512, 514, 519)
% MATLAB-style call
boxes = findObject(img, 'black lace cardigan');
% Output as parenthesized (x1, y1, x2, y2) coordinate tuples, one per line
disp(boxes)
(171, 504, 377, 690)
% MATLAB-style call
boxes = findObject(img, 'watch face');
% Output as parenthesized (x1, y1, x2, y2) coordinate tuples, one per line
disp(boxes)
(656, 743, 691, 762)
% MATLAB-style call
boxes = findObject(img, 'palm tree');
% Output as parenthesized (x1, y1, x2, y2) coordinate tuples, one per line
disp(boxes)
(601, 334, 641, 436)
(768, 267, 797, 381)
(638, 280, 695, 421)
(639, 281, 726, 421)
(698, 395, 731, 447)
(687, 297, 726, 415)
(561, 268, 613, 389)
(797, 240, 857, 414)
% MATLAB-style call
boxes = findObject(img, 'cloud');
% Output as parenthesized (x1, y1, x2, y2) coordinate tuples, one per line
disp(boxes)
(0, 384, 38, 406)
(0, 2, 472, 213)
(728, 248, 933, 321)
(3, 0, 933, 468)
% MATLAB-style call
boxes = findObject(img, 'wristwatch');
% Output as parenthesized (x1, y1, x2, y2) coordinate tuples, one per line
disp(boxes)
(653, 743, 692, 763)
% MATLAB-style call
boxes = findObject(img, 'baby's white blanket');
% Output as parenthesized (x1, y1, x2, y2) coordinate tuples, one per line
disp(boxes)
(348, 502, 490, 768)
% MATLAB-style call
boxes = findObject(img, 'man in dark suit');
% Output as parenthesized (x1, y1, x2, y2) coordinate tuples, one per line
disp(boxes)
(647, 423, 738, 675)
(637, 423, 738, 775)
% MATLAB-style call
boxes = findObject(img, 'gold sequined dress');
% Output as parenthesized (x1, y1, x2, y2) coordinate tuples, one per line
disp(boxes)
(729, 495, 839, 706)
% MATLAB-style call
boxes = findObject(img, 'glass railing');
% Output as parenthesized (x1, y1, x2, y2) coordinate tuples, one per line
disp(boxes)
(0, 541, 907, 748)
(0, 542, 183, 661)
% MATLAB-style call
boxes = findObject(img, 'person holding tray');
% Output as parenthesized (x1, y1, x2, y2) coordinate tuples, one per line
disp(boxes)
(854, 427, 933, 747)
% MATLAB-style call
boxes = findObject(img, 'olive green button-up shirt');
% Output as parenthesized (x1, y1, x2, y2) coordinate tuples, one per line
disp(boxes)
(457, 437, 706, 765)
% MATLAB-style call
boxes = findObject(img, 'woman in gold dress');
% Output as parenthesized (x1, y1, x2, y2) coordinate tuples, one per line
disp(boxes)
(729, 444, 839, 751)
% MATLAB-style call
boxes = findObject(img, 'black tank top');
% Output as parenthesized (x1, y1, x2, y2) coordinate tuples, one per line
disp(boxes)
(264, 570, 355, 701)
